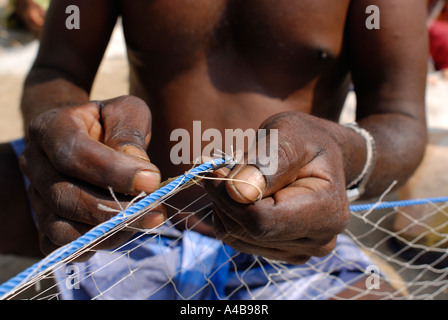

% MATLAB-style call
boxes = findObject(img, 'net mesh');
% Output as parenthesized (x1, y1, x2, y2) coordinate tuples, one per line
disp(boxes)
(348, 200, 448, 299)
(1, 161, 448, 300)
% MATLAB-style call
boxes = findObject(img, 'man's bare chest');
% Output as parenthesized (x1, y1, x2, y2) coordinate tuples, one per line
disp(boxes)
(121, 0, 351, 62)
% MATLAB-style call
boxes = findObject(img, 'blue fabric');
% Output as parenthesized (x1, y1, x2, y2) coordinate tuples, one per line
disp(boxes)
(54, 227, 374, 300)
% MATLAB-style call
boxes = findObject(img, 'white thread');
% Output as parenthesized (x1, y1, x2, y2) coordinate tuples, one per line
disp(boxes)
(189, 173, 264, 202)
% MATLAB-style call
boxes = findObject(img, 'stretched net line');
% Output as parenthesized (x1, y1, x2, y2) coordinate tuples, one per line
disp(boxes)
(1, 158, 448, 300)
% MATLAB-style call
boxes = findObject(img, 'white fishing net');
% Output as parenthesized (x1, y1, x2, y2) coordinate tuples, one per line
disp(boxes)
(1, 163, 447, 300)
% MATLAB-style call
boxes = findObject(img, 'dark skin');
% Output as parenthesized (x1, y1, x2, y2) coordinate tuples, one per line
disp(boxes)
(2, 0, 428, 298)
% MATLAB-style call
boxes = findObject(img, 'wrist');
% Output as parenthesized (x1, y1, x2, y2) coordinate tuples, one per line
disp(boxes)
(342, 123, 377, 201)
(21, 72, 89, 134)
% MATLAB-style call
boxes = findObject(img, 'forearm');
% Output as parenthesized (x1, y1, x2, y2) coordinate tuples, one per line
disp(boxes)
(332, 112, 427, 200)
(21, 67, 90, 135)
(19, 0, 120, 131)
(357, 113, 427, 199)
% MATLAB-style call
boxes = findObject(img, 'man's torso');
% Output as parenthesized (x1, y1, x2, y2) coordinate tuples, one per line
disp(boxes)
(118, 0, 353, 232)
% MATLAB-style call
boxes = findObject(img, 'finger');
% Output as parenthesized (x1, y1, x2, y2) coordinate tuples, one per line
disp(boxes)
(224, 113, 316, 204)
(28, 99, 160, 196)
(214, 215, 312, 264)
(21, 145, 129, 225)
(214, 215, 337, 259)
(98, 96, 152, 162)
(213, 209, 335, 264)
(207, 174, 349, 242)
(28, 187, 92, 248)
(22, 143, 167, 233)
(211, 202, 247, 239)
(30, 186, 136, 257)
(39, 233, 95, 262)
(224, 241, 312, 265)
(129, 203, 167, 230)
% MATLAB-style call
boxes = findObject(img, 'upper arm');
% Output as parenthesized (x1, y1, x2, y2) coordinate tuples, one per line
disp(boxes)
(348, 0, 428, 121)
(30, 0, 120, 92)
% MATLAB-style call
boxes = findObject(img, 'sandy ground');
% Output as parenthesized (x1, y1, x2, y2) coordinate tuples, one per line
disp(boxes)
(0, 21, 129, 143)
(1, 4, 448, 299)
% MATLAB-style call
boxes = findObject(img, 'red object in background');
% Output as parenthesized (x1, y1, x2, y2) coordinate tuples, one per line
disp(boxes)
(429, 20, 448, 71)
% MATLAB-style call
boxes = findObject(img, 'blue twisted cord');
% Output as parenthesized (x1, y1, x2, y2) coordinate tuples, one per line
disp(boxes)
(0, 157, 228, 299)
(350, 197, 448, 212)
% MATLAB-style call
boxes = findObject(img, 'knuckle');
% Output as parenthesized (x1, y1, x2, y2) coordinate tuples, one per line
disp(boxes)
(110, 127, 147, 147)
(27, 117, 44, 142)
(27, 109, 80, 174)
(27, 109, 60, 142)
(51, 183, 80, 219)
(48, 182, 113, 225)
(45, 181, 82, 221)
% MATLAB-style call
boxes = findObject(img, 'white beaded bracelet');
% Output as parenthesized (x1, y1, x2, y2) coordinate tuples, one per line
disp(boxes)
(343, 123, 377, 202)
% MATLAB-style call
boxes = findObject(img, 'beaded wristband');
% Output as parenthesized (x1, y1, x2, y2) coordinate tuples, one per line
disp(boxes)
(343, 123, 377, 202)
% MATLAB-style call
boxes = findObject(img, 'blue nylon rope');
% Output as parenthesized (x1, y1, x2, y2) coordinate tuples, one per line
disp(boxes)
(0, 157, 227, 299)
(349, 197, 448, 212)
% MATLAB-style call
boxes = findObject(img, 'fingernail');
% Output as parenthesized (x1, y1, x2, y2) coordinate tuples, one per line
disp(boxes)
(133, 170, 161, 193)
(123, 145, 150, 162)
(228, 165, 266, 203)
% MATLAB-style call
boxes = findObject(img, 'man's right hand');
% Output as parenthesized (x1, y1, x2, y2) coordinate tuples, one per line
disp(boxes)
(19, 96, 163, 258)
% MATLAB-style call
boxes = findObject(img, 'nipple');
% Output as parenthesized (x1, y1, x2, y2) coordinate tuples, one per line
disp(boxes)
(318, 49, 329, 61)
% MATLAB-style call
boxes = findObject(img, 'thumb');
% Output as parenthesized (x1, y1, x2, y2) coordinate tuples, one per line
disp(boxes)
(98, 96, 152, 154)
(225, 164, 267, 204)
(225, 146, 303, 204)
(97, 96, 160, 194)
(224, 114, 310, 204)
